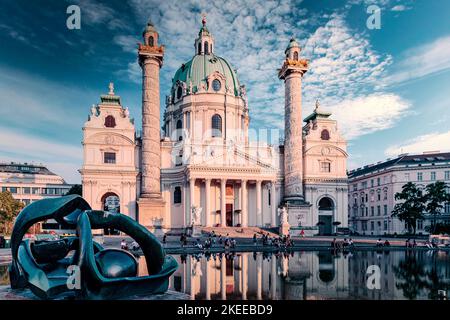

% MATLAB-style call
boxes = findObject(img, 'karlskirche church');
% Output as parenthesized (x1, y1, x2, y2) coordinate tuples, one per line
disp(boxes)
(80, 18, 348, 236)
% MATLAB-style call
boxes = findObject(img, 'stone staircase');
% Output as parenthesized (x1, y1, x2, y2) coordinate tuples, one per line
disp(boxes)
(201, 226, 280, 239)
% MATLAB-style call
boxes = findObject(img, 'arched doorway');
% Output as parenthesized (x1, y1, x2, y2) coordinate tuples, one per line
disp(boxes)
(318, 197, 334, 235)
(101, 192, 120, 235)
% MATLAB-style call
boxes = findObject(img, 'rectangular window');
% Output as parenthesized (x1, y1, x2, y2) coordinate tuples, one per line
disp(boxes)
(361, 207, 365, 217)
(104, 152, 116, 164)
(377, 193, 381, 201)
(405, 173, 410, 181)
(353, 184, 358, 191)
(430, 172, 436, 181)
(9, 187, 18, 194)
(377, 205, 381, 216)
(377, 178, 380, 186)
(445, 171, 450, 180)
(384, 220, 388, 231)
(23, 187, 30, 194)
(1, 187, 7, 192)
(384, 205, 388, 216)
(371, 221, 374, 230)
(320, 162, 331, 173)
(32, 187, 40, 194)
(371, 179, 374, 188)
(365, 207, 368, 216)
(417, 172, 423, 181)
(445, 203, 450, 214)
(371, 206, 374, 216)
(417, 220, 423, 230)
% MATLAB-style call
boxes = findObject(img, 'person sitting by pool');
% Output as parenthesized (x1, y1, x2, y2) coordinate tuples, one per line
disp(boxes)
(376, 239, 383, 247)
(231, 238, 237, 249)
(331, 238, 337, 249)
(348, 238, 354, 247)
(342, 238, 349, 248)
(384, 240, 390, 247)
(405, 238, 410, 248)
(195, 238, 203, 249)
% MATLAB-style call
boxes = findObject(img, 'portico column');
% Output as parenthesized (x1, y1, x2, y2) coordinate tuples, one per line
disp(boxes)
(271, 181, 277, 227)
(220, 179, 226, 226)
(205, 179, 211, 227)
(221, 257, 226, 300)
(205, 259, 211, 300)
(189, 178, 195, 225)
(241, 254, 248, 300)
(256, 180, 262, 226)
(257, 253, 262, 300)
(271, 257, 277, 299)
(241, 180, 248, 227)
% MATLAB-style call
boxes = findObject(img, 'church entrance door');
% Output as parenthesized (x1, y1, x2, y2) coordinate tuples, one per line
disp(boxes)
(226, 204, 233, 227)
(102, 192, 120, 235)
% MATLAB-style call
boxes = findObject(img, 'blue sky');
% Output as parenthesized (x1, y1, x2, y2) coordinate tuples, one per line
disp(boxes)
(0, 0, 450, 183)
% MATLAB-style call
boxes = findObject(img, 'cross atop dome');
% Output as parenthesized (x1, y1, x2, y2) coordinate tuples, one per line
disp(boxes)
(201, 13, 207, 26)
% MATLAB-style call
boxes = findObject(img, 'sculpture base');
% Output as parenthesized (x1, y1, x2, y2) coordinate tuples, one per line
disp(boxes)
(279, 223, 290, 236)
(137, 196, 166, 231)
(192, 225, 202, 237)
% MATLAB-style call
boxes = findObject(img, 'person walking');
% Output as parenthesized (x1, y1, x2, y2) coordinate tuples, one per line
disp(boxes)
(253, 233, 257, 246)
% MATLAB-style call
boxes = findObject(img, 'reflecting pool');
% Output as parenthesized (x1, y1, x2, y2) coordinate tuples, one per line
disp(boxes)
(1, 250, 449, 299)
(156, 250, 450, 300)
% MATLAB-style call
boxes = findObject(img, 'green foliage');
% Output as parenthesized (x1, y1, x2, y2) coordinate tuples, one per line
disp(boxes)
(391, 182, 425, 235)
(66, 184, 82, 196)
(0, 191, 24, 235)
(423, 181, 450, 234)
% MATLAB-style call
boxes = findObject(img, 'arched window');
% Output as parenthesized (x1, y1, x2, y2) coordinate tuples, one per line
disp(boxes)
(318, 197, 334, 210)
(148, 36, 154, 47)
(204, 41, 209, 54)
(177, 86, 182, 99)
(321, 129, 330, 140)
(176, 119, 183, 141)
(293, 51, 299, 61)
(174, 186, 182, 204)
(104, 115, 116, 128)
(211, 114, 222, 137)
(198, 42, 202, 55)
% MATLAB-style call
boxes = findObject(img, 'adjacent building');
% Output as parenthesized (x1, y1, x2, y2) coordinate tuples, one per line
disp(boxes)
(348, 152, 450, 236)
(0, 162, 72, 206)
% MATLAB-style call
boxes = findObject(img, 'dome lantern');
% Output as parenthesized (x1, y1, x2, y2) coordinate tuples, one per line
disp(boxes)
(194, 14, 214, 55)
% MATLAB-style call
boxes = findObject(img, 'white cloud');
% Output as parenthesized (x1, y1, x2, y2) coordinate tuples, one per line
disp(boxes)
(391, 5, 410, 12)
(385, 131, 450, 157)
(113, 35, 140, 54)
(331, 93, 411, 140)
(384, 36, 450, 86)
(0, 127, 82, 183)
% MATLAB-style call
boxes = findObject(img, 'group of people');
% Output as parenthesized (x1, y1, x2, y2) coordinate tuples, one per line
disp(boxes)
(254, 233, 294, 248)
(376, 238, 391, 247)
(331, 237, 355, 250)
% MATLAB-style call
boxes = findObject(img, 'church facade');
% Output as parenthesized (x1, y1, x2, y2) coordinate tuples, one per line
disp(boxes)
(80, 19, 348, 236)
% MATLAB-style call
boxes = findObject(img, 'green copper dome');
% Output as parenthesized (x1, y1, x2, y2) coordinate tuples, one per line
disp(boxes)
(171, 54, 241, 96)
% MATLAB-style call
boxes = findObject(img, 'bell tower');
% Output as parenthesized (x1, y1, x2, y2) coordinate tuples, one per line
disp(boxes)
(278, 38, 308, 204)
(137, 21, 166, 232)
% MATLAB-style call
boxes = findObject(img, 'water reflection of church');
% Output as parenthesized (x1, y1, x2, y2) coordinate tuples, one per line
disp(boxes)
(159, 251, 350, 300)
(155, 250, 450, 300)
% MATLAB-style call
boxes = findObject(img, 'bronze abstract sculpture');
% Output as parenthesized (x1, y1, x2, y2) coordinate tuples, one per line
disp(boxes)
(9, 195, 178, 300)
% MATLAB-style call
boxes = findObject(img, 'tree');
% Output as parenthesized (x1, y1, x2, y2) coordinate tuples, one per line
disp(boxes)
(423, 181, 450, 234)
(66, 184, 82, 196)
(391, 182, 425, 235)
(0, 191, 24, 235)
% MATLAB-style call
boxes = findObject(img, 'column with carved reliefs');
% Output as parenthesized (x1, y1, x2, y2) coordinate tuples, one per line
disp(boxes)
(278, 46, 308, 203)
(137, 22, 166, 230)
